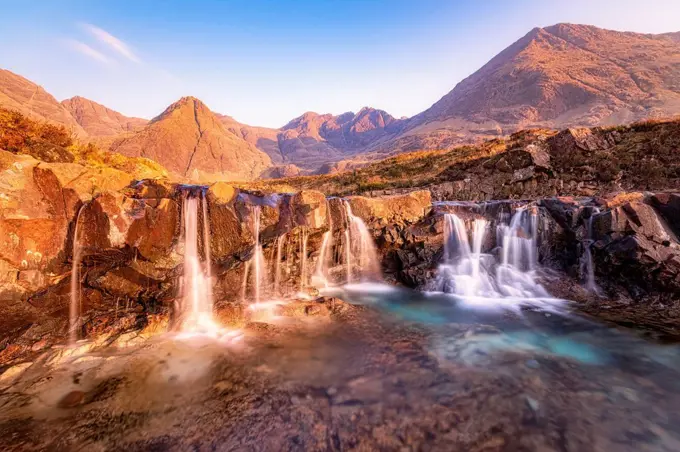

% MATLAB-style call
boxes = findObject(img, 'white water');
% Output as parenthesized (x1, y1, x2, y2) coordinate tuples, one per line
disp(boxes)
(179, 194, 216, 333)
(69, 205, 85, 345)
(433, 208, 554, 308)
(344, 228, 352, 284)
(343, 200, 382, 283)
(312, 200, 334, 289)
(582, 207, 602, 295)
(245, 205, 268, 304)
(274, 233, 286, 297)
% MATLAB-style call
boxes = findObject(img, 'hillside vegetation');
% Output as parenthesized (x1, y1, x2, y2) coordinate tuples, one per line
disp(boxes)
(251, 118, 680, 198)
(0, 107, 168, 179)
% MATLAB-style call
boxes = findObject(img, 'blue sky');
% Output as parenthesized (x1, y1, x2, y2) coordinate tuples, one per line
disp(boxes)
(1, 0, 678, 127)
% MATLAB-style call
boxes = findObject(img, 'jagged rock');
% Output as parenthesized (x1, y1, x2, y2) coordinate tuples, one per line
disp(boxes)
(548, 128, 612, 154)
(90, 267, 164, 300)
(124, 179, 174, 200)
(649, 193, 680, 237)
(621, 202, 675, 243)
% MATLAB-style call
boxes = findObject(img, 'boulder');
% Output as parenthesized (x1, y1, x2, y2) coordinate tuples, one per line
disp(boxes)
(548, 128, 612, 154)
(347, 190, 431, 227)
(208, 182, 237, 205)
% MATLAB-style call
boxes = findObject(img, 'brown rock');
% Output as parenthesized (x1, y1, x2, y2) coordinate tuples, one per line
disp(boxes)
(347, 190, 431, 226)
(290, 190, 328, 229)
(58, 390, 85, 408)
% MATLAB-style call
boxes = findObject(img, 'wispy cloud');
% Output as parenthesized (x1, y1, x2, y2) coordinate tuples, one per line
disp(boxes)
(64, 39, 114, 65)
(80, 23, 141, 63)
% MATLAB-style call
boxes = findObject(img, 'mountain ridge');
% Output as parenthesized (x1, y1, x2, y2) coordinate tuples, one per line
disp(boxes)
(62, 95, 148, 137)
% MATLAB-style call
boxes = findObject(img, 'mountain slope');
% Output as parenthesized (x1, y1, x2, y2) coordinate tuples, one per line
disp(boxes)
(110, 97, 272, 180)
(62, 96, 147, 136)
(0, 69, 86, 137)
(403, 23, 680, 142)
(220, 108, 405, 170)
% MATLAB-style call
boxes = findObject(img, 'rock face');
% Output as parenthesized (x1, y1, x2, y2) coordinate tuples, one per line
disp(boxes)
(395, 23, 680, 153)
(61, 96, 148, 137)
(1, 161, 680, 357)
(0, 69, 87, 137)
(109, 97, 272, 180)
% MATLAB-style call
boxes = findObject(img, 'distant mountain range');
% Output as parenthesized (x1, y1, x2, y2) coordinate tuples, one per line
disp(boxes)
(1, 23, 679, 180)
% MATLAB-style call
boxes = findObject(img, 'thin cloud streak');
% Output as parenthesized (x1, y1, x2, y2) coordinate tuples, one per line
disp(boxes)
(81, 23, 141, 63)
(64, 39, 114, 65)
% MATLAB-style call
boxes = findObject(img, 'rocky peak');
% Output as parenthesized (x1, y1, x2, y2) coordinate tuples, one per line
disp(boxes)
(407, 23, 680, 140)
(110, 96, 271, 180)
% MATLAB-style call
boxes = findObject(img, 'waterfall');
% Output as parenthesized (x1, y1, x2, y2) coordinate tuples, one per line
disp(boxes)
(344, 228, 352, 284)
(433, 208, 551, 304)
(343, 200, 382, 283)
(312, 200, 333, 288)
(249, 206, 268, 304)
(274, 233, 286, 297)
(241, 205, 270, 304)
(582, 207, 601, 295)
(179, 192, 216, 333)
(202, 196, 212, 284)
(69, 205, 85, 345)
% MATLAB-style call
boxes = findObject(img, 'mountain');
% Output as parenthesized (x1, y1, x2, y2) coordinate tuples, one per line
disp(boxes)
(110, 97, 272, 180)
(219, 108, 405, 170)
(661, 32, 680, 43)
(62, 96, 147, 136)
(398, 24, 680, 148)
(0, 69, 86, 137)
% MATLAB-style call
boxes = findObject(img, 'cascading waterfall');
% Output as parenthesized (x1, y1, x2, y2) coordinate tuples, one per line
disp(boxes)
(343, 200, 382, 283)
(69, 205, 85, 345)
(179, 192, 216, 333)
(432, 207, 552, 305)
(582, 207, 601, 294)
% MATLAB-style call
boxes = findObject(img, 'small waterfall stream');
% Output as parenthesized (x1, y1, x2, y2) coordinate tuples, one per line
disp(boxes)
(432, 207, 553, 305)
(69, 204, 86, 345)
(343, 200, 382, 283)
(582, 207, 602, 295)
(312, 200, 333, 288)
(274, 233, 286, 297)
(179, 191, 216, 333)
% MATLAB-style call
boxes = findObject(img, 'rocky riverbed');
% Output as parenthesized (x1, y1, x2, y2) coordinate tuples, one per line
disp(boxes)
(1, 295, 680, 452)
